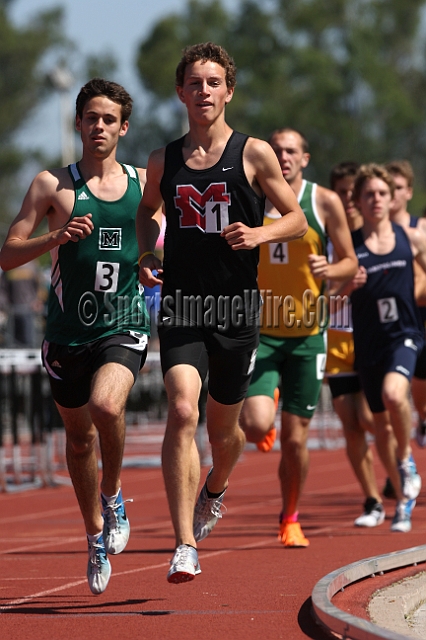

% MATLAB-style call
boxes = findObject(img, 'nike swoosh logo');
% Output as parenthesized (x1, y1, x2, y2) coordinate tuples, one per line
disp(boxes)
(222, 167, 233, 171)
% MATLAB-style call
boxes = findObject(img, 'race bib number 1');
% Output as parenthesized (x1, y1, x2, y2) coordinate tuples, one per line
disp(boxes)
(205, 201, 230, 233)
(377, 297, 398, 323)
(95, 261, 120, 293)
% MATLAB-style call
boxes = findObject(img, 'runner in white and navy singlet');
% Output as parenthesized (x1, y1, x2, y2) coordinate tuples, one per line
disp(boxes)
(351, 222, 424, 412)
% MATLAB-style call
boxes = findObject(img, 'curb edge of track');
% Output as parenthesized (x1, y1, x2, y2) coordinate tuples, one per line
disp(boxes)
(312, 544, 426, 640)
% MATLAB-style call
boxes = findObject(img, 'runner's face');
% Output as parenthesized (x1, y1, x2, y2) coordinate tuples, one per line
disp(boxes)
(358, 177, 392, 222)
(389, 174, 413, 215)
(269, 131, 309, 184)
(334, 176, 359, 221)
(176, 60, 234, 123)
(76, 96, 128, 157)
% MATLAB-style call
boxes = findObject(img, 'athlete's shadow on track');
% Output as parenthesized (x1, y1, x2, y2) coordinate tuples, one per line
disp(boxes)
(298, 597, 334, 639)
(0, 597, 171, 616)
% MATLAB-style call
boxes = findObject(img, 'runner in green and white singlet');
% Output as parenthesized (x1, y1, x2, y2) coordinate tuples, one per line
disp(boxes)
(0, 78, 154, 596)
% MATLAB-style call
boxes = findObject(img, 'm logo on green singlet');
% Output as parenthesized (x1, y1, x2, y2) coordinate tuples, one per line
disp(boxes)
(99, 228, 122, 250)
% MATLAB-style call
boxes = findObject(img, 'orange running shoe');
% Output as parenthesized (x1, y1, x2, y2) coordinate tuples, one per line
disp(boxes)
(278, 521, 310, 547)
(256, 389, 279, 453)
(256, 427, 277, 452)
(273, 387, 280, 411)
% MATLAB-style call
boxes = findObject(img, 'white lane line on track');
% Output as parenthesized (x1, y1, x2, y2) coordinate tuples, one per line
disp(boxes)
(0, 460, 352, 526)
(0, 537, 83, 554)
(0, 474, 367, 555)
(0, 538, 274, 611)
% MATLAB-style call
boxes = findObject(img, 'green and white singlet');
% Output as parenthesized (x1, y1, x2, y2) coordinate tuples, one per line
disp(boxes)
(45, 162, 150, 346)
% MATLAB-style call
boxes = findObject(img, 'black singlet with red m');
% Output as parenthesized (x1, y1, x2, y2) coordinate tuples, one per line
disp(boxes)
(159, 131, 265, 326)
(350, 222, 424, 365)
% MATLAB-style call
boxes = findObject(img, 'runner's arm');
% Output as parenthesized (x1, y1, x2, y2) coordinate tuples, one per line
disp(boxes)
(0, 170, 93, 271)
(136, 149, 164, 286)
(221, 138, 307, 250)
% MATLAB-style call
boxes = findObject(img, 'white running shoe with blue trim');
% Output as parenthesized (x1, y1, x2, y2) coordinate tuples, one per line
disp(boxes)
(398, 454, 421, 500)
(390, 498, 416, 533)
(87, 534, 111, 594)
(102, 488, 133, 554)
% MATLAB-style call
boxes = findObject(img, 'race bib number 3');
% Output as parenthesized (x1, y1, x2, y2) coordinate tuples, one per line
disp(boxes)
(95, 261, 120, 293)
(269, 242, 289, 264)
(205, 201, 230, 233)
(377, 297, 398, 323)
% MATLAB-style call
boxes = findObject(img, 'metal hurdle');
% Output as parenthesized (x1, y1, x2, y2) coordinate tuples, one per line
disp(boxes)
(0, 348, 349, 492)
(0, 349, 61, 491)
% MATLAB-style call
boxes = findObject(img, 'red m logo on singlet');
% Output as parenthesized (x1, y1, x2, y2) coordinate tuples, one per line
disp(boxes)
(174, 182, 231, 233)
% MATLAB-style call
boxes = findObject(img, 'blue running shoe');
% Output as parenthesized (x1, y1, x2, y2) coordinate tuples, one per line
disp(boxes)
(390, 498, 416, 533)
(87, 534, 111, 594)
(102, 488, 133, 554)
(398, 454, 422, 500)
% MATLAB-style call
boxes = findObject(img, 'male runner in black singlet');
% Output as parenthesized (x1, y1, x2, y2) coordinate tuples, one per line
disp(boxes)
(137, 42, 308, 583)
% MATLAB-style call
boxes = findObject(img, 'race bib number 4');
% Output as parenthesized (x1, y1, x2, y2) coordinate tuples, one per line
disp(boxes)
(95, 261, 120, 293)
(269, 242, 289, 264)
(377, 297, 398, 323)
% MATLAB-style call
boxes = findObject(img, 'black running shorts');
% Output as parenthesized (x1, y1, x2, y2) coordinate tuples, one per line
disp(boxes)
(158, 323, 259, 405)
(42, 332, 148, 408)
(328, 373, 361, 399)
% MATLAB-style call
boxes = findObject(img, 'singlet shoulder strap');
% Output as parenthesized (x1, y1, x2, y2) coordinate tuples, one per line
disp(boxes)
(161, 136, 186, 189)
(121, 163, 138, 181)
(68, 162, 85, 187)
(351, 227, 364, 249)
(164, 136, 185, 167)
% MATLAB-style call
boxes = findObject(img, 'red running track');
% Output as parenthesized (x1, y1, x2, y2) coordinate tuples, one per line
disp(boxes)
(1, 444, 426, 639)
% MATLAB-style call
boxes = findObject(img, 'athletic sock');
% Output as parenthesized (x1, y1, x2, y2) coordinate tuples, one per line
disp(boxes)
(101, 490, 120, 506)
(280, 511, 299, 524)
(87, 531, 103, 543)
(206, 486, 225, 499)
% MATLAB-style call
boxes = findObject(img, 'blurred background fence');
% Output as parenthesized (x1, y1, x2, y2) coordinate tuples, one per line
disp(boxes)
(0, 347, 346, 493)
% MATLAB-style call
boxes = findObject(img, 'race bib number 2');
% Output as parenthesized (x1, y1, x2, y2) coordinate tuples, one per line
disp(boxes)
(377, 297, 398, 323)
(95, 261, 120, 293)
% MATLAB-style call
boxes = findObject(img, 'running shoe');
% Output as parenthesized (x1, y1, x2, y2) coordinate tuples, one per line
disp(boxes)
(390, 498, 416, 533)
(256, 388, 279, 453)
(416, 418, 426, 448)
(354, 498, 385, 527)
(398, 454, 422, 500)
(382, 477, 397, 500)
(167, 544, 201, 584)
(102, 488, 133, 554)
(193, 469, 226, 542)
(278, 521, 310, 547)
(87, 534, 111, 595)
(256, 427, 277, 453)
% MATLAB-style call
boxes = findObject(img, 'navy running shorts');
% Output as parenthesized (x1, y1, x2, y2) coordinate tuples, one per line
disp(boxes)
(358, 337, 421, 413)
